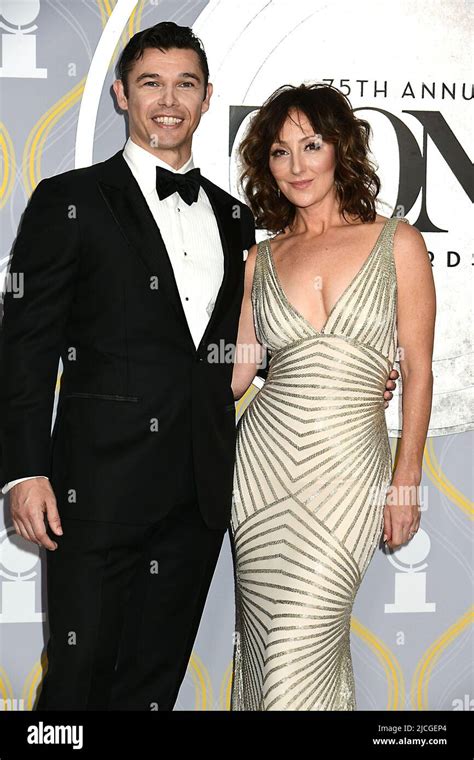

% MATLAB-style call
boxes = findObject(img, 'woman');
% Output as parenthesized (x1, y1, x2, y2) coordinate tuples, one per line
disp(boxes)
(229, 83, 435, 710)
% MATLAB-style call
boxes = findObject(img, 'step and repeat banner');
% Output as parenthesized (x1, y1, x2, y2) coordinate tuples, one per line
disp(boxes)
(0, 0, 472, 711)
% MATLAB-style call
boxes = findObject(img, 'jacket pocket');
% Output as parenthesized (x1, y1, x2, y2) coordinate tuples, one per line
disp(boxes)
(63, 392, 140, 402)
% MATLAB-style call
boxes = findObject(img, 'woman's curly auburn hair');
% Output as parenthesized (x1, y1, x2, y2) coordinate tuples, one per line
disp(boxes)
(239, 83, 381, 234)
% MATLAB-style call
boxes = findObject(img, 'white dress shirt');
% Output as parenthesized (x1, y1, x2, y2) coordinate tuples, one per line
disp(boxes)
(2, 137, 225, 495)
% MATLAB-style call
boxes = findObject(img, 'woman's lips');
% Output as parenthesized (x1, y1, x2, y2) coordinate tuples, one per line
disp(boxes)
(289, 179, 313, 189)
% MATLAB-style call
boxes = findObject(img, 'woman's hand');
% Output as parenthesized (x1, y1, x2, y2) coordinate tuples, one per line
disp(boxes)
(383, 478, 421, 550)
(383, 367, 399, 408)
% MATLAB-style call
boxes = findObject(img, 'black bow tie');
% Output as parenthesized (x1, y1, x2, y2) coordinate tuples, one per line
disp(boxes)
(155, 165, 201, 205)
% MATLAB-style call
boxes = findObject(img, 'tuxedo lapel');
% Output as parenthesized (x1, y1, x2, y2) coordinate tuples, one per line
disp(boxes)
(98, 150, 195, 349)
(97, 150, 237, 355)
(197, 175, 235, 354)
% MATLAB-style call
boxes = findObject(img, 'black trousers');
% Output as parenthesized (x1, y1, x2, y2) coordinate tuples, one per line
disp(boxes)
(35, 482, 226, 711)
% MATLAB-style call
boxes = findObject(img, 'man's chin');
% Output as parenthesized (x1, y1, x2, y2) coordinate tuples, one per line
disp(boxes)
(147, 131, 187, 151)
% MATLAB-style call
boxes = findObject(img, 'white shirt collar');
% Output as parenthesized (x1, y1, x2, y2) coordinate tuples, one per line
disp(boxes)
(123, 136, 195, 197)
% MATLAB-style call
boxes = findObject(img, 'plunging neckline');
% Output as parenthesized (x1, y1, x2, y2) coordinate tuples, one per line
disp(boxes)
(265, 217, 392, 336)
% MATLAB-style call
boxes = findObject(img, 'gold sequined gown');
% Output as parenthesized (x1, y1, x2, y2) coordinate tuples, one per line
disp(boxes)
(230, 217, 408, 711)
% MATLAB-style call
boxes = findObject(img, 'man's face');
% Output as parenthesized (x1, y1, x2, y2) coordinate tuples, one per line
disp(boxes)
(113, 46, 212, 167)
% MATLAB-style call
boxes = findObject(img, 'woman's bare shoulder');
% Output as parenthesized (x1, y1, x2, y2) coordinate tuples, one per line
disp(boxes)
(392, 218, 432, 281)
(243, 242, 260, 280)
(392, 216, 426, 251)
(246, 242, 259, 258)
(373, 214, 425, 252)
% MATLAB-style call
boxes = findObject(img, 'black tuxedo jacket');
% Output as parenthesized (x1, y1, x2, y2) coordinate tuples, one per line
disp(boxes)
(0, 149, 256, 529)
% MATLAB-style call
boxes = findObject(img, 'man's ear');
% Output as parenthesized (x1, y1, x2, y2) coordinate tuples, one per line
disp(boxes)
(202, 82, 213, 113)
(113, 79, 128, 111)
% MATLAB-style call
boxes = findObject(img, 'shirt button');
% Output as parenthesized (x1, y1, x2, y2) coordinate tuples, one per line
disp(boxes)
(184, 251, 187, 256)
(185, 297, 189, 301)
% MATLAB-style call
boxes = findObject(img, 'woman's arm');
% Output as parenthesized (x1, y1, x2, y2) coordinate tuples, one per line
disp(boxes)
(384, 221, 436, 549)
(231, 244, 266, 400)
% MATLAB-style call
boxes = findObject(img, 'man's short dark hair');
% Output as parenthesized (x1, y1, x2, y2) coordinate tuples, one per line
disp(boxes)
(116, 21, 209, 98)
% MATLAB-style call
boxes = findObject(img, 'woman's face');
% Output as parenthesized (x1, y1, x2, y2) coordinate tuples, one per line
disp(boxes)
(268, 109, 337, 210)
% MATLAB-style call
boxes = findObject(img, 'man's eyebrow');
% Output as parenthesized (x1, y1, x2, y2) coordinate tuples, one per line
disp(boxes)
(135, 71, 202, 83)
(272, 133, 321, 146)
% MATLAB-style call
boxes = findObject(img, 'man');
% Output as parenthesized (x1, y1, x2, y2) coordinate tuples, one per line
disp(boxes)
(0, 22, 398, 710)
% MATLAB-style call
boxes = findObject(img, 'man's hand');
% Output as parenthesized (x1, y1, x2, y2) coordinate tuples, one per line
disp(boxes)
(9, 478, 63, 551)
(383, 368, 399, 408)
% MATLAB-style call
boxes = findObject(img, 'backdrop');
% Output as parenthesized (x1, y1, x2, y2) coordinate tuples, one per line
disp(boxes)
(0, 0, 472, 711)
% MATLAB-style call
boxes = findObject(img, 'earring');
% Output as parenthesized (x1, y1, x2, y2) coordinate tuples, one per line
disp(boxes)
(277, 187, 281, 197)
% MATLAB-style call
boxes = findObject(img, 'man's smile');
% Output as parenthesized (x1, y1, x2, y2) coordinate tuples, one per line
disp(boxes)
(151, 115, 184, 128)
